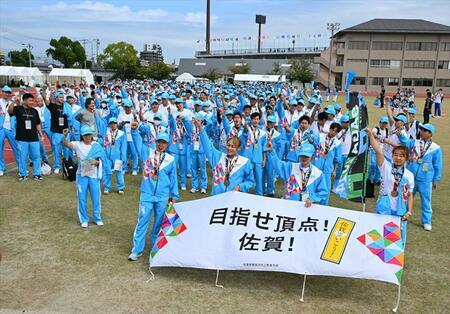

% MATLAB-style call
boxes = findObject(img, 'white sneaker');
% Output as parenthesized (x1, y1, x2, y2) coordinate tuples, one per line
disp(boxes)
(190, 188, 197, 193)
(54, 169, 60, 174)
(81, 222, 88, 228)
(423, 224, 432, 231)
(181, 186, 186, 191)
(103, 189, 110, 195)
(128, 252, 143, 261)
(118, 190, 124, 195)
(95, 221, 104, 226)
(131, 171, 138, 176)
(201, 189, 207, 194)
(186, 173, 192, 178)
(0, 171, 4, 176)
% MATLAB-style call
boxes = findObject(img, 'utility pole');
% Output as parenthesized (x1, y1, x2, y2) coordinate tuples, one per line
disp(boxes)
(79, 39, 89, 68)
(326, 22, 340, 90)
(206, 0, 211, 54)
(22, 43, 33, 67)
(93, 38, 100, 66)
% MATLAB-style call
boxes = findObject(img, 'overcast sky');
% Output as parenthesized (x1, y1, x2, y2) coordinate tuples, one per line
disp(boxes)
(1, 0, 449, 63)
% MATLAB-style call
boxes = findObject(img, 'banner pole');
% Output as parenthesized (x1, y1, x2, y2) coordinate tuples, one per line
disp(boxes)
(392, 284, 402, 312)
(299, 274, 307, 302)
(146, 267, 155, 283)
(215, 269, 224, 288)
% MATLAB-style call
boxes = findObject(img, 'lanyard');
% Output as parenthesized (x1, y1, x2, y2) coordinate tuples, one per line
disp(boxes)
(109, 129, 118, 146)
(154, 152, 166, 175)
(251, 127, 260, 144)
(325, 136, 334, 154)
(338, 129, 347, 142)
(225, 155, 238, 178)
(419, 140, 432, 159)
(300, 167, 312, 191)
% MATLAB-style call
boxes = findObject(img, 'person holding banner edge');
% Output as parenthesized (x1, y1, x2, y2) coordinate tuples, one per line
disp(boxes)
(366, 127, 413, 244)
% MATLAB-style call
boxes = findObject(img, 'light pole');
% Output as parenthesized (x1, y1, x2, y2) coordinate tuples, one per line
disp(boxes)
(255, 15, 266, 53)
(22, 43, 33, 67)
(206, 0, 211, 54)
(326, 22, 340, 90)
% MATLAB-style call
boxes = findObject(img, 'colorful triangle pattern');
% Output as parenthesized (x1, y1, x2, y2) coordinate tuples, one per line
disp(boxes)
(150, 203, 187, 258)
(356, 221, 405, 283)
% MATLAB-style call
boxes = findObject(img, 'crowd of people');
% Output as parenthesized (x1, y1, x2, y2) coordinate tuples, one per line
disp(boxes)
(0, 80, 443, 261)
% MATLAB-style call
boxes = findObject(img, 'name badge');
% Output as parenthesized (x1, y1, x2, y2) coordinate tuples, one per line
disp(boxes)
(59, 117, 65, 126)
(422, 162, 430, 172)
(25, 120, 32, 130)
(178, 143, 184, 150)
(194, 142, 200, 151)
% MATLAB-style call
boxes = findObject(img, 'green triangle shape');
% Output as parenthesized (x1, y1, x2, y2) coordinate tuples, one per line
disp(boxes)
(395, 269, 404, 284)
(384, 238, 393, 246)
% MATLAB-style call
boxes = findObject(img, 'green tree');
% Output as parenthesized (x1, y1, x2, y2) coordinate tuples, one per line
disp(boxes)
(228, 63, 251, 74)
(267, 62, 281, 75)
(139, 62, 172, 80)
(46, 36, 86, 68)
(97, 41, 140, 78)
(286, 59, 314, 89)
(8, 49, 34, 66)
(202, 67, 222, 81)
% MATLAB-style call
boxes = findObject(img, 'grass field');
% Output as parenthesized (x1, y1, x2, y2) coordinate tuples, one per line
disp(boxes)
(1, 96, 449, 313)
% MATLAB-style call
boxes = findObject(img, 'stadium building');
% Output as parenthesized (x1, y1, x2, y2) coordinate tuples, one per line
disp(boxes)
(140, 43, 164, 66)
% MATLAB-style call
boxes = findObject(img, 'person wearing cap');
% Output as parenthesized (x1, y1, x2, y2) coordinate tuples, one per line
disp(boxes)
(267, 141, 328, 205)
(240, 112, 267, 196)
(406, 108, 420, 140)
(103, 117, 127, 195)
(42, 90, 71, 174)
(399, 123, 442, 231)
(62, 125, 106, 228)
(221, 111, 247, 152)
(168, 111, 190, 190)
(366, 128, 413, 243)
(118, 99, 138, 175)
(263, 115, 282, 197)
(195, 118, 254, 196)
(382, 107, 409, 162)
(284, 115, 317, 163)
(335, 114, 351, 181)
(313, 122, 343, 205)
(128, 122, 179, 261)
(183, 112, 209, 194)
(0, 86, 20, 176)
(334, 104, 342, 122)
(8, 93, 44, 181)
(368, 116, 390, 184)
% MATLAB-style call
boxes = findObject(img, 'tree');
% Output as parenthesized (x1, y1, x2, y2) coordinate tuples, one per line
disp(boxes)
(202, 67, 222, 81)
(8, 49, 34, 67)
(97, 41, 140, 78)
(267, 62, 281, 75)
(139, 62, 172, 80)
(46, 36, 86, 68)
(286, 59, 314, 89)
(228, 63, 251, 74)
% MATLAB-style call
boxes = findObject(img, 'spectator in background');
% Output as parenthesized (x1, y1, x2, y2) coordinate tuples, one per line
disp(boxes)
(423, 90, 433, 124)
(380, 85, 386, 108)
(433, 88, 444, 118)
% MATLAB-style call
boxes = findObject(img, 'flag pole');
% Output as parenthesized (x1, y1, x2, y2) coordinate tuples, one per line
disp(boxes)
(299, 274, 307, 302)
(215, 269, 224, 288)
(392, 284, 402, 312)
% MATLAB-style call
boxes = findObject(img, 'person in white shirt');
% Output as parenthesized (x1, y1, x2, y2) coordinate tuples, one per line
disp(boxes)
(0, 86, 20, 175)
(118, 99, 138, 175)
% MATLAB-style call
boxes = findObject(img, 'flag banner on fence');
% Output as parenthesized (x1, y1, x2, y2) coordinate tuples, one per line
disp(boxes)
(150, 192, 405, 285)
(333, 91, 369, 201)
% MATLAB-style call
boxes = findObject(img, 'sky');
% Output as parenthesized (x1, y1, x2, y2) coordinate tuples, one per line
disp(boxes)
(1, 0, 449, 64)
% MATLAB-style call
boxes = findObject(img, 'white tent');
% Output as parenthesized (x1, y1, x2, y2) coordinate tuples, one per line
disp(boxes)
(175, 72, 198, 83)
(48, 68, 94, 85)
(234, 74, 286, 82)
(0, 66, 44, 86)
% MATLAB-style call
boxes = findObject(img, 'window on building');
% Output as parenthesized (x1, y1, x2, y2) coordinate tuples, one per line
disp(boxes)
(438, 60, 450, 69)
(336, 42, 345, 49)
(387, 78, 399, 86)
(371, 77, 385, 85)
(347, 58, 367, 63)
(440, 42, 450, 51)
(336, 55, 344, 66)
(404, 60, 436, 69)
(402, 78, 433, 86)
(436, 79, 450, 87)
(369, 59, 401, 68)
(348, 41, 369, 50)
(371, 41, 403, 50)
(351, 76, 366, 85)
(406, 42, 438, 51)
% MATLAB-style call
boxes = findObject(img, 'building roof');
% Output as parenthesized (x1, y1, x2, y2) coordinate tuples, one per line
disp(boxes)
(337, 19, 450, 35)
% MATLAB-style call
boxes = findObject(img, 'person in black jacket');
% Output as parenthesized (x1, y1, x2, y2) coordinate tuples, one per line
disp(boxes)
(423, 90, 433, 124)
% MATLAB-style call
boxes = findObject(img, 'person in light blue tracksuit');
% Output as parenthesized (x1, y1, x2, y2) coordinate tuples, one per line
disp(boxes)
(0, 86, 20, 175)
(197, 119, 254, 195)
(399, 123, 442, 231)
(128, 127, 179, 261)
(312, 122, 342, 205)
(263, 115, 282, 197)
(240, 112, 267, 196)
(284, 115, 318, 163)
(63, 125, 107, 228)
(335, 115, 351, 181)
(184, 112, 208, 194)
(267, 142, 328, 204)
(168, 109, 190, 190)
(103, 117, 127, 194)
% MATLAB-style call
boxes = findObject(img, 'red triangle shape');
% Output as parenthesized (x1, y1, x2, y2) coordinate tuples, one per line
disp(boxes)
(357, 234, 366, 245)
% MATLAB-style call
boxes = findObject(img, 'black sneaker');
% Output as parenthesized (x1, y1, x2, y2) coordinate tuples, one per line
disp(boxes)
(34, 175, 43, 181)
(19, 176, 28, 182)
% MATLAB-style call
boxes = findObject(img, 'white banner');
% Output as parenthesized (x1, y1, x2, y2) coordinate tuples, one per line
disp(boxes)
(150, 192, 405, 285)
